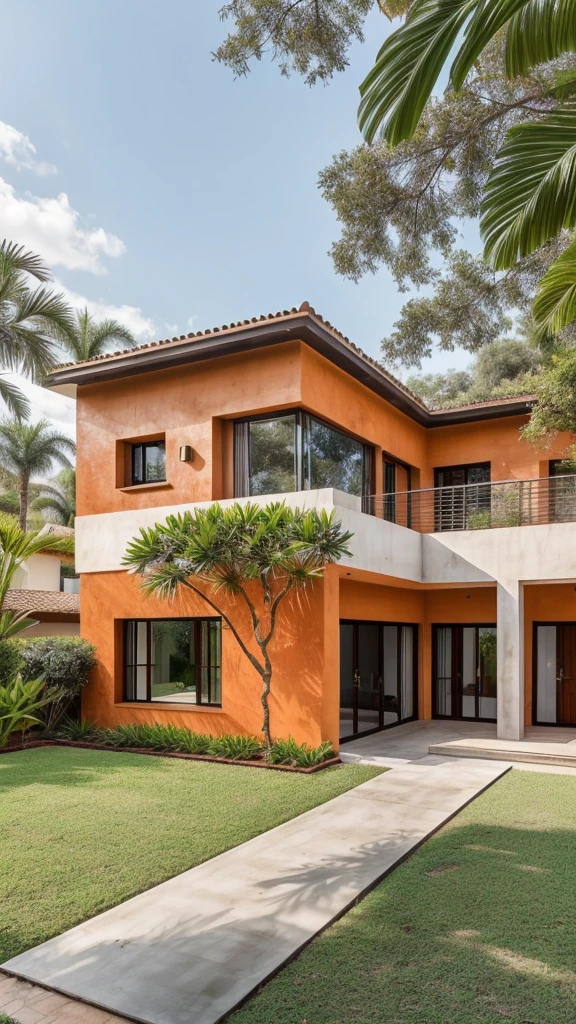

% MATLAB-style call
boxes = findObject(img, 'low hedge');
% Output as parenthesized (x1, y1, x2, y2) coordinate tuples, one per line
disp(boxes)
(0, 635, 96, 732)
(58, 719, 335, 767)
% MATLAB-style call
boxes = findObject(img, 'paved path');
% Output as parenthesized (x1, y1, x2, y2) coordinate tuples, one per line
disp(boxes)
(3, 757, 509, 1024)
(0, 971, 126, 1024)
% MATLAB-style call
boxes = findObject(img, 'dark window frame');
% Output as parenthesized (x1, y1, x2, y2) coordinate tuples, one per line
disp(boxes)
(383, 452, 413, 526)
(432, 623, 497, 723)
(339, 618, 419, 743)
(433, 462, 491, 531)
(131, 439, 166, 486)
(123, 616, 222, 706)
(233, 408, 374, 499)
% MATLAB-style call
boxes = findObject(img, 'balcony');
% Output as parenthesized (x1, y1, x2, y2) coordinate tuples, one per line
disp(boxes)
(368, 474, 576, 533)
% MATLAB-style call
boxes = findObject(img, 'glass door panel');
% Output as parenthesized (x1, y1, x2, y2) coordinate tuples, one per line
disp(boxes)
(433, 625, 497, 722)
(535, 623, 576, 726)
(340, 621, 418, 740)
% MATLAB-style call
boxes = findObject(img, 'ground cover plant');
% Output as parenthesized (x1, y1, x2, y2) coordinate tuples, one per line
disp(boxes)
(0, 746, 381, 964)
(231, 770, 576, 1024)
(56, 720, 336, 766)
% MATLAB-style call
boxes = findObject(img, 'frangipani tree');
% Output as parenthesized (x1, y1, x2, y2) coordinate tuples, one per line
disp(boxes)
(124, 501, 353, 750)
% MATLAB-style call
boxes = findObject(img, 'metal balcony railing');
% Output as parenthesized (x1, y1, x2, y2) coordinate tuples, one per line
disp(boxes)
(364, 474, 576, 533)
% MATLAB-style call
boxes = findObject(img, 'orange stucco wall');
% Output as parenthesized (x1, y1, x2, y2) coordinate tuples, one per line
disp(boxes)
(75, 336, 576, 744)
(81, 566, 341, 749)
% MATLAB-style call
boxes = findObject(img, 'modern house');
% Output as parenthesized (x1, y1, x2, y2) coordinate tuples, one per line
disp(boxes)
(45, 303, 576, 749)
(8, 523, 80, 637)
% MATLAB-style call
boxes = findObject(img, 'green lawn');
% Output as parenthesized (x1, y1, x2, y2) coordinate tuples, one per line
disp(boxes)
(0, 746, 380, 964)
(232, 770, 576, 1024)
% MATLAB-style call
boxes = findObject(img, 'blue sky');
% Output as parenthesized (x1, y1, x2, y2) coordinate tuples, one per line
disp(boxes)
(1, 2, 477, 437)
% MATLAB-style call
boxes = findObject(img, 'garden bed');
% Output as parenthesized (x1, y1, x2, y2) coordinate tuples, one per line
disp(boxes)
(0, 738, 341, 773)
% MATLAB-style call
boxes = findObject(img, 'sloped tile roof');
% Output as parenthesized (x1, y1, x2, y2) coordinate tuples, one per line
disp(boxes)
(4, 589, 80, 616)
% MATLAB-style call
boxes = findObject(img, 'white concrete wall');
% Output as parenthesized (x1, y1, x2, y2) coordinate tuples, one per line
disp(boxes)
(19, 553, 62, 592)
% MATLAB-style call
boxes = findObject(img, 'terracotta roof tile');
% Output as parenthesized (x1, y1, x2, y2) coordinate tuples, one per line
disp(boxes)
(4, 589, 80, 616)
(48, 301, 537, 414)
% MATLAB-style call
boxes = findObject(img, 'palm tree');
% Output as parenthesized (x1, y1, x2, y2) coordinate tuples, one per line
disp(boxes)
(0, 516, 71, 640)
(65, 308, 137, 362)
(0, 240, 75, 419)
(0, 419, 75, 529)
(358, 0, 576, 337)
(31, 467, 76, 526)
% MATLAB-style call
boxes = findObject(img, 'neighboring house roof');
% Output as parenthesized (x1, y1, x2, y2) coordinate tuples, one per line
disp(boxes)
(3, 589, 80, 616)
(44, 302, 536, 428)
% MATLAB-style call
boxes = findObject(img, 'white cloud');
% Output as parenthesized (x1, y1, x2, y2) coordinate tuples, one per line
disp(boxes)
(0, 122, 56, 176)
(0, 374, 75, 439)
(187, 315, 197, 331)
(56, 283, 157, 343)
(0, 177, 125, 274)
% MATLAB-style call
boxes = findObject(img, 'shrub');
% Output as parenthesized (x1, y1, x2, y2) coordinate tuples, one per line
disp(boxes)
(57, 717, 102, 742)
(0, 675, 56, 747)
(207, 734, 262, 760)
(21, 637, 96, 733)
(269, 737, 335, 767)
(0, 638, 24, 685)
(0, 1015, 20, 1023)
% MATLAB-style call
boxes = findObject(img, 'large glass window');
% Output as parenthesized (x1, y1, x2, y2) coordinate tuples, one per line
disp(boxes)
(124, 618, 221, 705)
(131, 440, 166, 485)
(234, 411, 372, 499)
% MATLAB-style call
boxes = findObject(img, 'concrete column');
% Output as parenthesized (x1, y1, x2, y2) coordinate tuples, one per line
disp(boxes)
(496, 580, 525, 740)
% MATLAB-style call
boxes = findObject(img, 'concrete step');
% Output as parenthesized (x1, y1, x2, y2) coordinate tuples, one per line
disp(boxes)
(430, 740, 576, 767)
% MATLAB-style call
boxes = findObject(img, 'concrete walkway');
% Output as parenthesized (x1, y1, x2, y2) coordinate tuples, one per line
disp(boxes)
(3, 757, 509, 1024)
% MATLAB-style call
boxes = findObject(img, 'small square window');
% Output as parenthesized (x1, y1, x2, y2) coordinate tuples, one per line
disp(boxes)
(131, 440, 166, 485)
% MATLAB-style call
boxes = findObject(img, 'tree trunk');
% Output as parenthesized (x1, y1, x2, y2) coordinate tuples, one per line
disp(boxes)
(18, 473, 29, 530)
(260, 668, 273, 752)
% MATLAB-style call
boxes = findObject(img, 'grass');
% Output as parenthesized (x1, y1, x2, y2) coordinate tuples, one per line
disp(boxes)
(0, 746, 381, 964)
(231, 770, 576, 1024)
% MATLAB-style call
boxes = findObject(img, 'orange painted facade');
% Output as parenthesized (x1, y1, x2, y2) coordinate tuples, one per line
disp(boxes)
(63, 313, 576, 747)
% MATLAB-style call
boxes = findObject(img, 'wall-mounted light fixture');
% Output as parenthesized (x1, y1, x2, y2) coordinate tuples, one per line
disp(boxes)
(179, 445, 194, 462)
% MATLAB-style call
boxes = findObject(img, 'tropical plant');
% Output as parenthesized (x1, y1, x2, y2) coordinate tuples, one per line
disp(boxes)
(65, 308, 137, 363)
(357, 0, 576, 339)
(32, 467, 76, 526)
(207, 733, 262, 760)
(0, 519, 69, 640)
(0, 240, 75, 418)
(21, 636, 96, 732)
(269, 736, 335, 766)
(57, 717, 102, 742)
(0, 418, 75, 528)
(0, 674, 54, 747)
(523, 349, 576, 446)
(124, 501, 352, 750)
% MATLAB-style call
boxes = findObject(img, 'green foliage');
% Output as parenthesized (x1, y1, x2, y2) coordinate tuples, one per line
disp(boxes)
(0, 418, 75, 529)
(21, 637, 96, 732)
(66, 308, 137, 363)
(32, 467, 76, 527)
(0, 1016, 20, 1023)
(0, 674, 54, 747)
(215, 0, 373, 84)
(407, 337, 539, 408)
(207, 734, 262, 760)
(523, 349, 576, 444)
(0, 240, 76, 420)
(124, 502, 353, 752)
(57, 717, 101, 742)
(0, 638, 24, 685)
(269, 737, 335, 767)
(0, 520, 72, 640)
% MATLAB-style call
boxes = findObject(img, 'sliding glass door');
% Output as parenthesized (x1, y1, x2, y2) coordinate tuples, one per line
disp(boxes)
(433, 625, 497, 721)
(535, 623, 576, 726)
(340, 621, 418, 740)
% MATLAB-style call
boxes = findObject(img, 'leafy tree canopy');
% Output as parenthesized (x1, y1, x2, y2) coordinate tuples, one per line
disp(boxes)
(216, 6, 576, 365)
(215, 1, 375, 84)
(407, 337, 539, 408)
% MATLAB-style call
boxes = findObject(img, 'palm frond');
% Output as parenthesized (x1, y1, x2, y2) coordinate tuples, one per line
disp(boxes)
(0, 376, 31, 420)
(533, 235, 576, 336)
(481, 104, 576, 268)
(505, 0, 576, 77)
(0, 240, 52, 283)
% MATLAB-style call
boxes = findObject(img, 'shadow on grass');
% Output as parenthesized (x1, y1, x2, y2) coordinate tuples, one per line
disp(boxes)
(4, 817, 576, 1024)
(0, 745, 168, 791)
